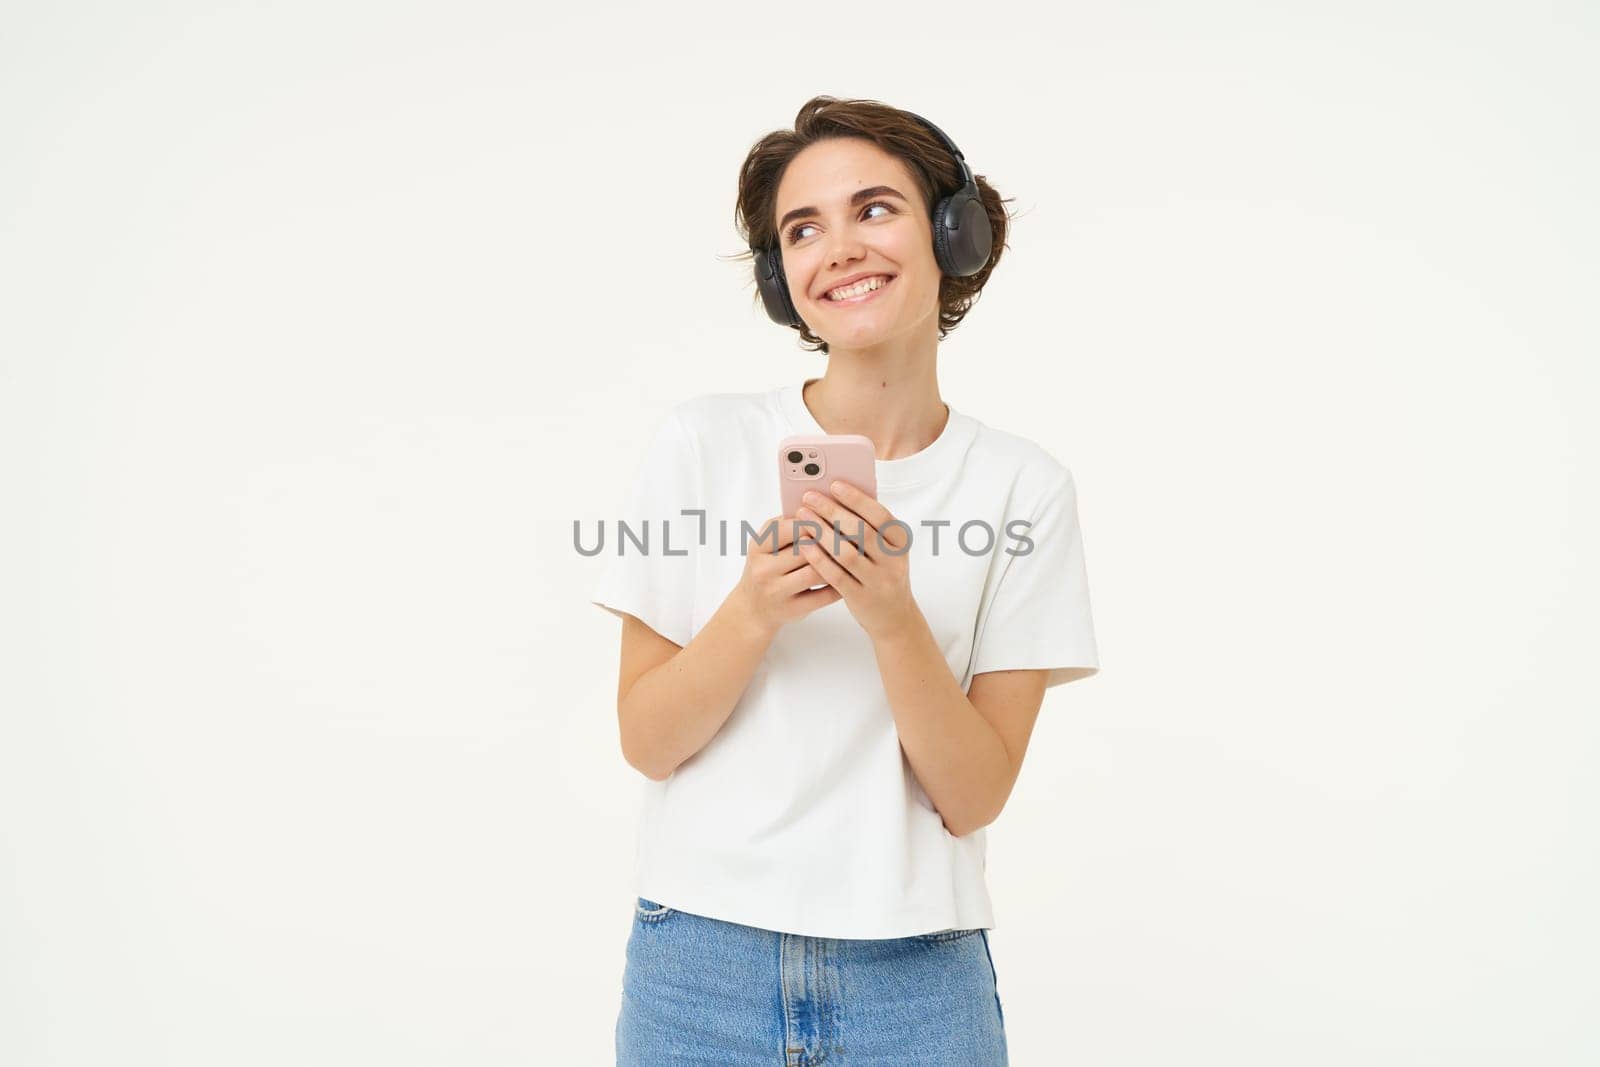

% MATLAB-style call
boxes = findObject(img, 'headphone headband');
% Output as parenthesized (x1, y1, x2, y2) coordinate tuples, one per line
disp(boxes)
(905, 113, 976, 190)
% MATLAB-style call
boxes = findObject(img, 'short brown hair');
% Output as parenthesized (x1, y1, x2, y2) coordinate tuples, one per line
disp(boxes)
(732, 95, 1015, 354)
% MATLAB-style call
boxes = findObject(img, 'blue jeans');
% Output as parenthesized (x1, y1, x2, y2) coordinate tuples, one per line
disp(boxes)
(617, 896, 1008, 1065)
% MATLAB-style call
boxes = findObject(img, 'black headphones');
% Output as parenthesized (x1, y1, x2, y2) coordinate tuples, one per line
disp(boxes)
(751, 111, 993, 328)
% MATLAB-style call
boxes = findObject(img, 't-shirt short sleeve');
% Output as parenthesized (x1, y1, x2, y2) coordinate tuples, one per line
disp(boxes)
(968, 469, 1100, 688)
(589, 408, 700, 648)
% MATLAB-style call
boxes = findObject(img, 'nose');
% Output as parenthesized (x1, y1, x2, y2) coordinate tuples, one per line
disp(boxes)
(824, 230, 866, 272)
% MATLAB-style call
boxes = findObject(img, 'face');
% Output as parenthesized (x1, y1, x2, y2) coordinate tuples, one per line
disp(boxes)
(772, 137, 940, 347)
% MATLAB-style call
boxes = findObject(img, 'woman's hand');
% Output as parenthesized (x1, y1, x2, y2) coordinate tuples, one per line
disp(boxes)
(793, 480, 922, 643)
(730, 515, 843, 637)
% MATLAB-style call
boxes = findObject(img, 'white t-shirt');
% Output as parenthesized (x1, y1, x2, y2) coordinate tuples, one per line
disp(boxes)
(590, 377, 1100, 939)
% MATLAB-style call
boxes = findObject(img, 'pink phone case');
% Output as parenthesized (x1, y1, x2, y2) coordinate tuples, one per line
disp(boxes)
(778, 433, 877, 517)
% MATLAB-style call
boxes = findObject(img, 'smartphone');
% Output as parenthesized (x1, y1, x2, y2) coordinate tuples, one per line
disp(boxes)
(777, 433, 877, 518)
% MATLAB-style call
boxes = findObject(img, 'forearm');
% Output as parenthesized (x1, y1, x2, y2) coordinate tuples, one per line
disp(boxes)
(870, 609, 1012, 837)
(620, 591, 776, 781)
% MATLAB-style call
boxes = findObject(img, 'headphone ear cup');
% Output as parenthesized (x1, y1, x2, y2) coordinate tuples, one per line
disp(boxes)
(786, 257, 804, 327)
(930, 194, 957, 276)
(774, 250, 801, 327)
(754, 245, 802, 327)
(943, 191, 993, 277)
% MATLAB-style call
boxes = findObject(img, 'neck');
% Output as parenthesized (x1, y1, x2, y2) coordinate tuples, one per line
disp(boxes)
(801, 336, 948, 461)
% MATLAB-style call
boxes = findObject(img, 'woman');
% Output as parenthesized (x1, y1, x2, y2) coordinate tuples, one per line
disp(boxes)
(591, 95, 1100, 1065)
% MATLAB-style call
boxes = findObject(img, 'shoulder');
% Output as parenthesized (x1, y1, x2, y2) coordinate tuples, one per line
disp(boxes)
(962, 414, 1079, 509)
(661, 388, 779, 447)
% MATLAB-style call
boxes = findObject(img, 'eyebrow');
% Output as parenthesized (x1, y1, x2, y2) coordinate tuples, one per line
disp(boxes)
(777, 185, 909, 234)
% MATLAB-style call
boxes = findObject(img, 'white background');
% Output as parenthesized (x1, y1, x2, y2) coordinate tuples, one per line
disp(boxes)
(2, 1, 1595, 1063)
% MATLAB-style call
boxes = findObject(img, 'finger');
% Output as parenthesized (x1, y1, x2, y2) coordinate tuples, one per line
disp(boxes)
(798, 489, 862, 532)
(748, 515, 789, 551)
(796, 506, 871, 579)
(755, 547, 814, 579)
(795, 496, 861, 544)
(778, 551, 816, 576)
(778, 563, 828, 595)
(800, 537, 860, 592)
(825, 480, 907, 552)
(783, 516, 830, 561)
(795, 585, 843, 613)
(751, 515, 808, 553)
(800, 490, 891, 561)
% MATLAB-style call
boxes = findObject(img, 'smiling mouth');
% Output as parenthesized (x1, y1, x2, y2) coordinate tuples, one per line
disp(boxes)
(821, 274, 897, 306)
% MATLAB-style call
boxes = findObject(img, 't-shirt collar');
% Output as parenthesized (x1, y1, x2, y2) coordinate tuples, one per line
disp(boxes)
(778, 377, 977, 490)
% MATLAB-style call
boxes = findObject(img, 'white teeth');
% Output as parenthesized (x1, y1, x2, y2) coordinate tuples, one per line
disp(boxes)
(826, 275, 891, 301)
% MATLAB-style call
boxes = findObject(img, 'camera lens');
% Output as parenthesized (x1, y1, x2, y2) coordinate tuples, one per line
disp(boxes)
(787, 450, 803, 463)
(804, 462, 820, 475)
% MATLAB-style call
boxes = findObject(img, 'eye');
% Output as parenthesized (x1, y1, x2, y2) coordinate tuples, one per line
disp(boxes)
(785, 200, 897, 245)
